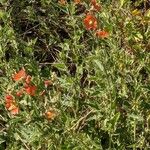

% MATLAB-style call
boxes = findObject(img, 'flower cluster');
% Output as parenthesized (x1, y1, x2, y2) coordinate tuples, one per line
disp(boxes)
(83, 0, 109, 38)
(91, 0, 101, 12)
(4, 68, 55, 119)
(58, 0, 108, 38)
(5, 68, 36, 115)
(84, 14, 97, 30)
(12, 68, 37, 96)
(5, 94, 19, 115)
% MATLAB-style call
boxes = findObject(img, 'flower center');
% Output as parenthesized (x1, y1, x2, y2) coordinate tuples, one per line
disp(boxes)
(89, 20, 93, 25)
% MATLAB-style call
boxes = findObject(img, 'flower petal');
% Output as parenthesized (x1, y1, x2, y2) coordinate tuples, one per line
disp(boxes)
(12, 68, 27, 81)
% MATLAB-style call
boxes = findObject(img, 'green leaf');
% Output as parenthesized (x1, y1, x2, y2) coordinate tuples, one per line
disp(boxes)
(94, 60, 104, 72)
(110, 113, 120, 129)
(128, 114, 143, 121)
(0, 10, 4, 19)
(52, 63, 66, 71)
(120, 0, 125, 8)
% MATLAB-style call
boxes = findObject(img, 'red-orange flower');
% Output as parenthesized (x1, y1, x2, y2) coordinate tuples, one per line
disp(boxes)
(5, 94, 19, 115)
(5, 94, 13, 109)
(12, 68, 27, 81)
(96, 30, 109, 38)
(45, 111, 56, 120)
(10, 107, 19, 115)
(74, 0, 80, 4)
(8, 104, 19, 115)
(25, 85, 36, 96)
(5, 94, 13, 101)
(83, 14, 97, 30)
(91, 0, 101, 11)
(16, 89, 23, 97)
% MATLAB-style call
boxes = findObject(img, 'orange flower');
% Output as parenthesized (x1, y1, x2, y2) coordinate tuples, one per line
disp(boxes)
(10, 106, 19, 115)
(5, 103, 12, 109)
(44, 80, 53, 87)
(5, 95, 13, 104)
(45, 111, 56, 120)
(5, 94, 13, 109)
(96, 30, 109, 38)
(83, 14, 97, 30)
(16, 89, 23, 97)
(91, 0, 101, 11)
(12, 68, 27, 81)
(5, 94, 19, 115)
(8, 104, 19, 115)
(74, 0, 80, 4)
(25, 75, 32, 84)
(5, 94, 13, 101)
(25, 85, 36, 96)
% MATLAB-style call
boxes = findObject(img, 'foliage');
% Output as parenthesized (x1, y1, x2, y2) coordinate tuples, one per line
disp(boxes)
(0, 0, 150, 149)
